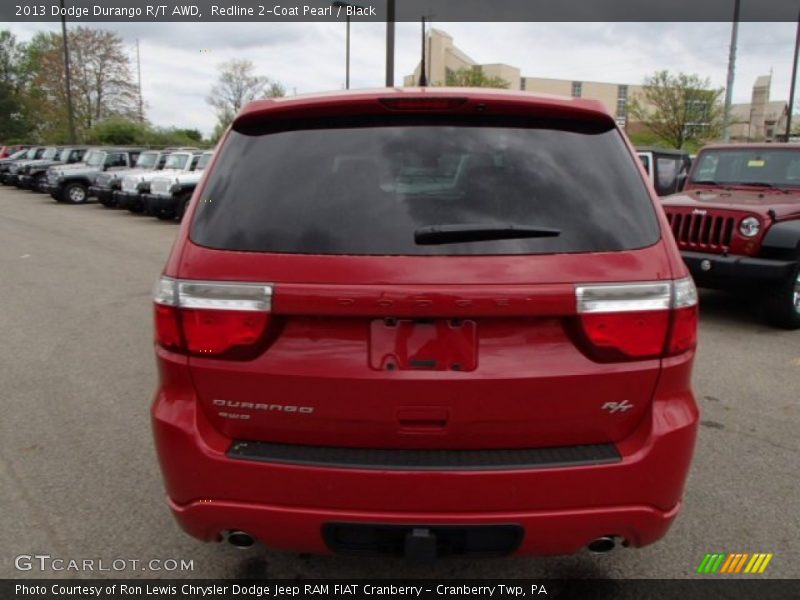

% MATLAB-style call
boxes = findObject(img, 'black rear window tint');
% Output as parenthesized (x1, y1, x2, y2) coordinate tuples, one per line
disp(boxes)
(191, 116, 659, 255)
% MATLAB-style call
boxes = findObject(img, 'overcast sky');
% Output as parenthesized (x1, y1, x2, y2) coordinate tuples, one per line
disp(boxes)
(6, 21, 798, 137)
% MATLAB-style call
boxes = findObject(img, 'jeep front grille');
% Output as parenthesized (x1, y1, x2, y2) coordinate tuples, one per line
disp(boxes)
(95, 173, 114, 188)
(150, 178, 171, 195)
(665, 210, 734, 252)
(121, 177, 139, 193)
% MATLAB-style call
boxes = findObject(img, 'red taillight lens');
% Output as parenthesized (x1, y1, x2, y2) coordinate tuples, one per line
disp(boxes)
(153, 277, 273, 359)
(154, 304, 182, 350)
(576, 278, 698, 362)
(667, 305, 698, 355)
(180, 309, 269, 355)
(580, 311, 671, 359)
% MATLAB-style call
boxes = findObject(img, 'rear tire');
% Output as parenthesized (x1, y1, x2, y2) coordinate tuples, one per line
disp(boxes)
(63, 182, 88, 204)
(764, 262, 800, 330)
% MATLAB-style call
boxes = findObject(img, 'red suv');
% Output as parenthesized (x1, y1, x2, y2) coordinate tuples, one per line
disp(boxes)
(151, 88, 699, 560)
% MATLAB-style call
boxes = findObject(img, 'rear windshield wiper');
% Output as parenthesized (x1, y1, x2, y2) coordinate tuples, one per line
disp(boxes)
(414, 223, 561, 245)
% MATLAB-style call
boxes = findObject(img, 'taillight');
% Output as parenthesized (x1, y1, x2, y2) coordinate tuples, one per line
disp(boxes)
(153, 277, 273, 358)
(667, 277, 699, 355)
(575, 278, 697, 362)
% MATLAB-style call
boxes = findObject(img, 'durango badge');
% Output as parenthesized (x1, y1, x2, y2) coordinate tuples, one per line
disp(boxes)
(212, 399, 314, 414)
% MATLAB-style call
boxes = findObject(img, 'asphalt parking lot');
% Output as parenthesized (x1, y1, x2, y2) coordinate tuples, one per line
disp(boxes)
(0, 186, 798, 580)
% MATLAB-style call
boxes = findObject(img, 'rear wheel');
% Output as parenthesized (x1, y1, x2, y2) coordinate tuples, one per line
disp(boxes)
(63, 182, 88, 204)
(156, 208, 176, 221)
(764, 262, 800, 330)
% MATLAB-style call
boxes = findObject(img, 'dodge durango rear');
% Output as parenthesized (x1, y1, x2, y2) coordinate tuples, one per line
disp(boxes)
(151, 88, 699, 560)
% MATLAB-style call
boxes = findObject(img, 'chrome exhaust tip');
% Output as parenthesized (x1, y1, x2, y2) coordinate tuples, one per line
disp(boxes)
(226, 530, 256, 550)
(587, 536, 616, 554)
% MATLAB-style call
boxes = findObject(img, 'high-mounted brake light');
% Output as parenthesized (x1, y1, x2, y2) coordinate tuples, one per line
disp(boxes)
(153, 277, 273, 358)
(575, 278, 698, 361)
(379, 97, 468, 111)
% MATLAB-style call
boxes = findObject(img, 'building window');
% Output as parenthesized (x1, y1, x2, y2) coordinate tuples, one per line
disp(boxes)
(571, 81, 582, 97)
(616, 85, 628, 120)
(520, 78, 526, 90)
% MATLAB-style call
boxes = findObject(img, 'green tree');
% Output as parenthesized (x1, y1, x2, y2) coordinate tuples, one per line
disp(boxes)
(24, 27, 138, 142)
(445, 66, 510, 89)
(0, 82, 28, 141)
(0, 30, 33, 141)
(87, 117, 209, 147)
(174, 128, 203, 142)
(628, 70, 723, 149)
(207, 59, 285, 140)
(0, 30, 22, 86)
(789, 109, 800, 137)
(88, 117, 143, 144)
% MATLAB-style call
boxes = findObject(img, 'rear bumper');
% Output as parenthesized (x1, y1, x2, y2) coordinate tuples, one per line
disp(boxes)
(681, 250, 796, 288)
(152, 352, 699, 556)
(169, 497, 680, 556)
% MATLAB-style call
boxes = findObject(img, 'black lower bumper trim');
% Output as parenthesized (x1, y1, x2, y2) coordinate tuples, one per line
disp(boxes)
(115, 191, 141, 209)
(227, 440, 621, 471)
(89, 186, 114, 203)
(682, 250, 796, 287)
(142, 193, 176, 213)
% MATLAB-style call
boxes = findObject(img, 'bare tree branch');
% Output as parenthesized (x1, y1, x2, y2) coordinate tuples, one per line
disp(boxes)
(206, 59, 285, 136)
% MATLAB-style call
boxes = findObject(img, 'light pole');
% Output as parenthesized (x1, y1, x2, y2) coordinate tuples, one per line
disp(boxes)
(59, 0, 76, 143)
(722, 0, 741, 142)
(136, 39, 144, 123)
(332, 1, 365, 90)
(385, 0, 395, 87)
(418, 16, 427, 86)
(785, 8, 799, 140)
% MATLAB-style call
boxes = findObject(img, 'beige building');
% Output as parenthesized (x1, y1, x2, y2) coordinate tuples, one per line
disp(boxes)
(520, 77, 646, 128)
(404, 29, 646, 128)
(727, 75, 789, 142)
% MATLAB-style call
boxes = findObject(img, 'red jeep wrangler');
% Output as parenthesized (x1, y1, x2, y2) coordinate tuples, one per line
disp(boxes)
(661, 144, 800, 329)
(151, 88, 699, 560)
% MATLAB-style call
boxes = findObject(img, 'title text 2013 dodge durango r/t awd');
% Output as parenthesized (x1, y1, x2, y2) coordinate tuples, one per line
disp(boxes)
(151, 88, 699, 560)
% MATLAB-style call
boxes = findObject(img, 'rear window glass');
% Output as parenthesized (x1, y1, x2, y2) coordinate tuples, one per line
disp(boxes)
(192, 117, 659, 255)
